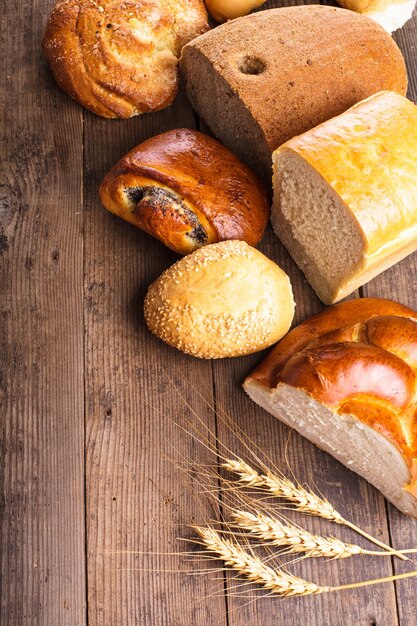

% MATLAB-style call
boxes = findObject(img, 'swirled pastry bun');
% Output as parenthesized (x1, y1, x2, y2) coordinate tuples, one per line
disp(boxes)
(42, 0, 209, 118)
(99, 129, 269, 255)
(144, 241, 295, 359)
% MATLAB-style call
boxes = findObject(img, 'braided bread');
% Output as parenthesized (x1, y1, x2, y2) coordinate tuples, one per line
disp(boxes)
(244, 298, 417, 517)
(99, 129, 269, 255)
(42, 0, 209, 118)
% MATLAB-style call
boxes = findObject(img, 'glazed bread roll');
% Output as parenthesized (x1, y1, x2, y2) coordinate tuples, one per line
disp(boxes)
(271, 91, 417, 305)
(144, 241, 295, 358)
(42, 0, 209, 118)
(338, 0, 416, 32)
(180, 6, 407, 186)
(205, 0, 266, 22)
(243, 298, 417, 517)
(100, 129, 269, 255)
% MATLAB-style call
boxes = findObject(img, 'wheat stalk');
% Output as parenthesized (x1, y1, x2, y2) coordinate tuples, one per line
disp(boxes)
(194, 526, 417, 598)
(222, 458, 407, 559)
(195, 525, 326, 597)
(231, 509, 400, 559)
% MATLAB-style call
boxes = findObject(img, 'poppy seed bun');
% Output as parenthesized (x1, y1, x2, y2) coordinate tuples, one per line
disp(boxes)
(144, 241, 295, 358)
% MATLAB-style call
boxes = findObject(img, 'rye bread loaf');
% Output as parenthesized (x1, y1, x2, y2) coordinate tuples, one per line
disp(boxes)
(179, 6, 407, 186)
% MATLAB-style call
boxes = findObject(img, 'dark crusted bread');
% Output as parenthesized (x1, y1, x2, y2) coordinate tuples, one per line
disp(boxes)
(179, 5, 407, 187)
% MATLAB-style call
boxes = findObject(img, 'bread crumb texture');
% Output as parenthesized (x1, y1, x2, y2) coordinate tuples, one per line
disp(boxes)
(144, 240, 295, 358)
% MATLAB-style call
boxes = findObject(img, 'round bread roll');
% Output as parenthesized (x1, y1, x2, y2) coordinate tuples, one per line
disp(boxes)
(144, 240, 295, 358)
(205, 0, 267, 22)
(99, 129, 269, 255)
(42, 0, 209, 118)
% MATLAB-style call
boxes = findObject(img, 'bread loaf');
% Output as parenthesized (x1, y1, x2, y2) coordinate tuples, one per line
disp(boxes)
(179, 6, 407, 186)
(338, 0, 416, 32)
(144, 240, 295, 358)
(42, 0, 209, 118)
(243, 298, 417, 517)
(271, 91, 417, 304)
(99, 129, 269, 255)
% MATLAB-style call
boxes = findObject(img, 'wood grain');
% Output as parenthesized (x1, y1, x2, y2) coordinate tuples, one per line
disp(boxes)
(83, 94, 227, 625)
(212, 228, 398, 626)
(0, 0, 86, 624)
(2, 0, 417, 624)
(362, 22, 417, 626)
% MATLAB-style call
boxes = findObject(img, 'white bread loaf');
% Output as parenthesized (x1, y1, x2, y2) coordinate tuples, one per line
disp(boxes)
(179, 6, 407, 186)
(243, 298, 417, 518)
(144, 240, 294, 359)
(271, 91, 417, 305)
(338, 0, 416, 32)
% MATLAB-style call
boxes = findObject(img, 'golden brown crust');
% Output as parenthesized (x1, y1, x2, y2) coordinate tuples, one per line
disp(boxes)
(99, 129, 269, 254)
(338, 0, 416, 32)
(247, 298, 417, 470)
(280, 92, 417, 259)
(144, 240, 295, 358)
(205, 0, 266, 22)
(42, 0, 209, 118)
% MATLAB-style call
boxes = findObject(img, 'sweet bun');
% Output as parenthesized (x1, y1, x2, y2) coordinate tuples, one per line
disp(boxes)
(205, 0, 267, 23)
(337, 0, 416, 32)
(144, 240, 295, 358)
(42, 0, 209, 118)
(100, 129, 269, 255)
(244, 298, 417, 517)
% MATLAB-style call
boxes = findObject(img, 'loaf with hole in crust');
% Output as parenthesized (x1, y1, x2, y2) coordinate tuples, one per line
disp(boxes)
(179, 5, 407, 186)
(99, 129, 269, 255)
(42, 0, 209, 118)
(271, 91, 417, 305)
(244, 298, 417, 517)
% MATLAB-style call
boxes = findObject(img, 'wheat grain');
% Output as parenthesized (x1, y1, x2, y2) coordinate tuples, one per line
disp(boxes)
(223, 458, 343, 522)
(231, 509, 387, 559)
(195, 525, 326, 597)
(222, 458, 407, 558)
(193, 526, 417, 599)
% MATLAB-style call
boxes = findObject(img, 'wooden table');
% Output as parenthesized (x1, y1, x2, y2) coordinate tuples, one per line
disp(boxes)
(2, 1, 417, 624)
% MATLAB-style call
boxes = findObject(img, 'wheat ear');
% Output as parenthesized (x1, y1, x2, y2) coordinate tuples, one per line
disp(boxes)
(195, 525, 325, 597)
(222, 458, 407, 559)
(231, 509, 403, 559)
(195, 526, 417, 598)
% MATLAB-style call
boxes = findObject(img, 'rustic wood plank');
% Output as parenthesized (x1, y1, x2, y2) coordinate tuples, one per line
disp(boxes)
(211, 1, 401, 623)
(201, 0, 397, 621)
(360, 223, 417, 622)
(83, 93, 228, 626)
(212, 228, 398, 626)
(359, 22, 417, 626)
(0, 0, 86, 624)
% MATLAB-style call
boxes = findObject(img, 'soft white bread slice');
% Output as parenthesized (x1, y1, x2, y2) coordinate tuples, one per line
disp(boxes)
(338, 0, 416, 32)
(243, 298, 417, 517)
(271, 91, 417, 304)
(179, 6, 407, 187)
